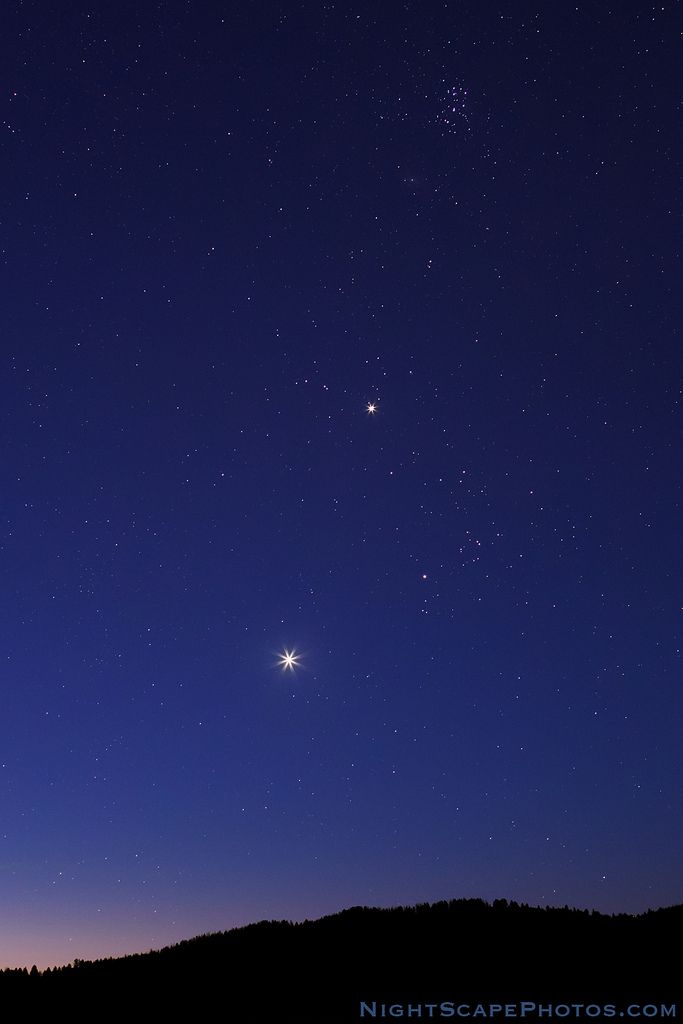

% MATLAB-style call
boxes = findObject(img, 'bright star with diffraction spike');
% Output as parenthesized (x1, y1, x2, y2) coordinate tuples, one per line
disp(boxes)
(277, 649, 301, 671)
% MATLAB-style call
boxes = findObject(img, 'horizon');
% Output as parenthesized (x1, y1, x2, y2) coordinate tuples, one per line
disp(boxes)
(4, 893, 681, 973)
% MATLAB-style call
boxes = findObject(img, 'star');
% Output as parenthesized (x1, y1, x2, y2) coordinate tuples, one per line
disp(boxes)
(277, 648, 301, 672)
(366, 402, 377, 414)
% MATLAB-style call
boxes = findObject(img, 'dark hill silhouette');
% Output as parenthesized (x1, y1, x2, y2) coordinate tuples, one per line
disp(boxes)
(1, 898, 680, 1020)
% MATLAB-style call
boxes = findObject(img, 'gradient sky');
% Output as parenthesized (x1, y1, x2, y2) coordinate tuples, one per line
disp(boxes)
(0, 0, 680, 969)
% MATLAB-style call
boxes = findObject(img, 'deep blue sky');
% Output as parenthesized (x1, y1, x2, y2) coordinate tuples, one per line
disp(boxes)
(0, 0, 680, 968)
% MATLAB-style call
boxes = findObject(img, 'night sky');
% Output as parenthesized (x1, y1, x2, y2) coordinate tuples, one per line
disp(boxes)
(1, 1, 680, 970)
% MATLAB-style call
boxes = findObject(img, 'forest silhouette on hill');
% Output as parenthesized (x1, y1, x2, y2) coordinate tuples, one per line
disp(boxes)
(2, 898, 679, 1019)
